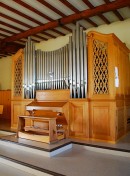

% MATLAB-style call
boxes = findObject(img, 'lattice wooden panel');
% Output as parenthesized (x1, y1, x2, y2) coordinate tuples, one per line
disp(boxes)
(93, 39, 109, 94)
(14, 56, 23, 96)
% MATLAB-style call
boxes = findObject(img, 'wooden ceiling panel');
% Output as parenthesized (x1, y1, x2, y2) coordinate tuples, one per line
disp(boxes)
(37, 0, 66, 17)
(0, 0, 130, 57)
(104, 0, 124, 20)
(0, 7, 38, 27)
(13, 0, 52, 21)
(23, 0, 61, 20)
(67, 0, 89, 11)
(103, 11, 122, 22)
(117, 7, 130, 19)
(0, 1, 46, 25)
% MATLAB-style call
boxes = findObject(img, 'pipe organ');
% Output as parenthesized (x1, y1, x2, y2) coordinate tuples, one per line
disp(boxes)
(11, 27, 130, 143)
(23, 23, 87, 99)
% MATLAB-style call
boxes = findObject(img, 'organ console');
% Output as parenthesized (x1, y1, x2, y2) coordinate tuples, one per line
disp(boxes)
(17, 90, 69, 143)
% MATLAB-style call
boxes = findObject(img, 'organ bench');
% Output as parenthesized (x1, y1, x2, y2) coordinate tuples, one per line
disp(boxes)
(17, 100, 68, 143)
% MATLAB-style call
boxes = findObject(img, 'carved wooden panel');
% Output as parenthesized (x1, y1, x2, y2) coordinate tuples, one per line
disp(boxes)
(69, 101, 89, 137)
(14, 56, 23, 97)
(93, 39, 109, 94)
(89, 100, 117, 141)
(12, 49, 24, 99)
(92, 106, 110, 136)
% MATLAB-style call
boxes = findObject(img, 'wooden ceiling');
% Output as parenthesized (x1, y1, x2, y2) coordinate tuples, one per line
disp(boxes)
(0, 0, 130, 58)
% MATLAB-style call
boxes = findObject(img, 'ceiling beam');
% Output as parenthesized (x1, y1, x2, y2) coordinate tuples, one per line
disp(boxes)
(0, 2, 42, 25)
(59, 0, 80, 13)
(0, 42, 24, 55)
(104, 0, 124, 21)
(0, 13, 61, 40)
(51, 29, 65, 36)
(0, 21, 46, 42)
(113, 10, 124, 21)
(36, 0, 73, 32)
(36, 0, 66, 17)
(82, 0, 110, 24)
(14, 0, 71, 33)
(0, 0, 129, 44)
(41, 32, 56, 38)
(0, 12, 32, 28)
(0, 28, 15, 35)
(0, 21, 24, 32)
(86, 18, 98, 27)
(13, 0, 52, 21)
(59, 0, 98, 28)
(61, 0, 129, 24)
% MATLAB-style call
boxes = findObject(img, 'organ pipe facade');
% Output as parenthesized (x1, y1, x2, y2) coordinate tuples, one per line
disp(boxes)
(23, 23, 87, 99)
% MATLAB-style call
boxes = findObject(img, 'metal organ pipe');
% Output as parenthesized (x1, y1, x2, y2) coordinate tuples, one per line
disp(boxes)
(60, 48, 63, 89)
(29, 37, 32, 98)
(69, 36, 73, 97)
(72, 29, 76, 98)
(36, 50, 38, 90)
(80, 26, 84, 98)
(69, 23, 87, 98)
(24, 37, 35, 99)
(32, 43, 35, 98)
(42, 51, 45, 90)
(63, 46, 66, 89)
(53, 50, 56, 89)
(44, 52, 47, 90)
(55, 50, 58, 89)
(23, 23, 87, 99)
(23, 42, 27, 98)
(76, 23, 81, 98)
(83, 32, 87, 98)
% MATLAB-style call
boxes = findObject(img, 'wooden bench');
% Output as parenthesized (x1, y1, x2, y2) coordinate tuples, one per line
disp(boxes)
(17, 110, 67, 143)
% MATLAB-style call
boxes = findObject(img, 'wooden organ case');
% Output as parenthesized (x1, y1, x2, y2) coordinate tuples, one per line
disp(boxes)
(11, 30, 130, 143)
(87, 31, 130, 141)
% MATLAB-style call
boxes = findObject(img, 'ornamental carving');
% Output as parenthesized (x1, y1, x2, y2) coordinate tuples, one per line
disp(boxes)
(14, 56, 23, 96)
(93, 39, 109, 94)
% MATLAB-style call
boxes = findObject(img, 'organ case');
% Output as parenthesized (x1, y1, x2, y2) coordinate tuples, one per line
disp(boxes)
(87, 31, 130, 141)
(11, 30, 130, 143)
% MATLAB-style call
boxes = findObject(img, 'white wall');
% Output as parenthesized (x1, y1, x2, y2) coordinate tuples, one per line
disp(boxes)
(0, 18, 130, 90)
(36, 34, 71, 51)
(85, 18, 130, 49)
(36, 18, 130, 51)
